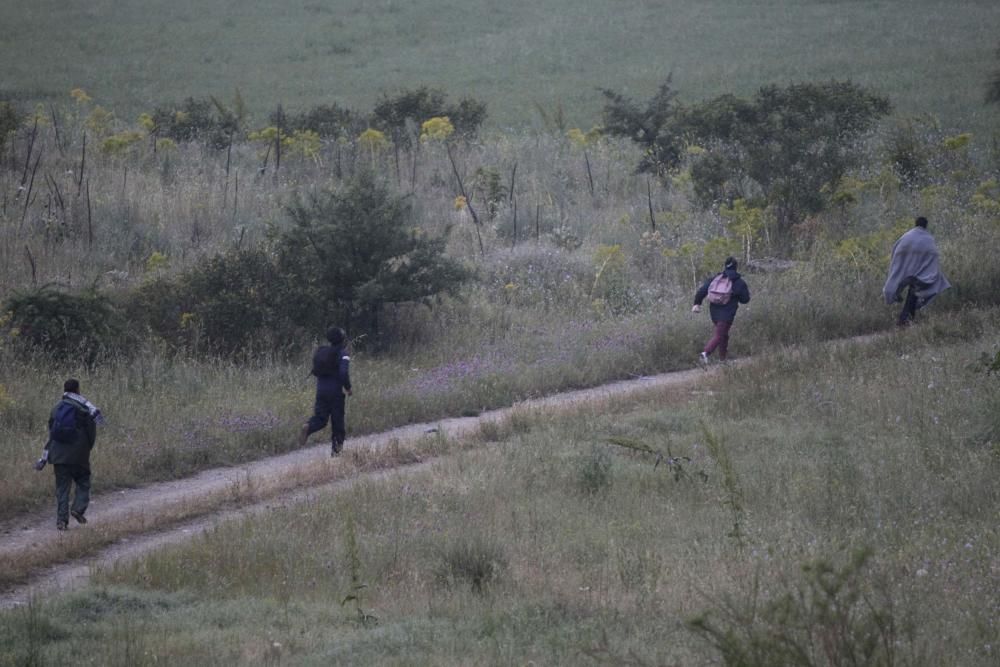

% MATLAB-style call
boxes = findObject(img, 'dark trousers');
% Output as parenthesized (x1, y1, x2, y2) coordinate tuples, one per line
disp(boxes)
(306, 391, 346, 447)
(54, 464, 91, 524)
(898, 278, 930, 325)
(704, 320, 734, 360)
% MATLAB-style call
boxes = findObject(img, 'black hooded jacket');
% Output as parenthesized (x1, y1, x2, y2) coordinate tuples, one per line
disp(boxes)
(693, 268, 751, 322)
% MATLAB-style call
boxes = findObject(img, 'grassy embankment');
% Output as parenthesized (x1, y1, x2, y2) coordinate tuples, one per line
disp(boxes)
(1, 307, 996, 665)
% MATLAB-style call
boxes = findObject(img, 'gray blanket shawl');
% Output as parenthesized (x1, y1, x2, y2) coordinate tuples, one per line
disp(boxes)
(882, 227, 950, 305)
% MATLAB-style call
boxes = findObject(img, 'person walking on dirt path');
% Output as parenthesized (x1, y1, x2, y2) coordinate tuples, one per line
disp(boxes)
(299, 326, 353, 456)
(34, 379, 104, 531)
(692, 256, 751, 364)
(883, 216, 950, 327)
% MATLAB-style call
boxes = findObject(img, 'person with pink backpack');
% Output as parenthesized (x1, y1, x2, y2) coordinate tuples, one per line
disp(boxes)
(691, 257, 751, 364)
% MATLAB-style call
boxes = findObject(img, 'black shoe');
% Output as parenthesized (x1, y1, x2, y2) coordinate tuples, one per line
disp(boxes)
(71, 510, 87, 525)
(331, 440, 343, 457)
(56, 521, 68, 531)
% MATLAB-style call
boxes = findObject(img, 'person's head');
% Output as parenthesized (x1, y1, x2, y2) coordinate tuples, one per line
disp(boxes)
(64, 378, 80, 394)
(326, 326, 346, 346)
(915, 216, 928, 228)
(724, 256, 738, 271)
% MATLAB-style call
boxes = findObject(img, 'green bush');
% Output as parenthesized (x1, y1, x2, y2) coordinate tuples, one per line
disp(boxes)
(127, 246, 303, 356)
(151, 96, 241, 149)
(688, 549, 907, 667)
(372, 86, 487, 146)
(2, 287, 132, 361)
(434, 534, 507, 594)
(289, 102, 364, 138)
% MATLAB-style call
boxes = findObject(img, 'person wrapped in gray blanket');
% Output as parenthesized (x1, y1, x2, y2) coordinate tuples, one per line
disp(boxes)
(882, 216, 950, 326)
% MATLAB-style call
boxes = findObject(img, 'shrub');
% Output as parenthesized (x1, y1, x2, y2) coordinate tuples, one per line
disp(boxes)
(434, 534, 507, 594)
(127, 246, 302, 355)
(577, 444, 613, 495)
(0, 99, 22, 158)
(289, 102, 364, 138)
(372, 87, 486, 147)
(687, 548, 907, 667)
(1, 287, 132, 361)
(151, 96, 240, 149)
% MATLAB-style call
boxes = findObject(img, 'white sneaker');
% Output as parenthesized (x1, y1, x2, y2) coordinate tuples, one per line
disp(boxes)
(699, 352, 709, 365)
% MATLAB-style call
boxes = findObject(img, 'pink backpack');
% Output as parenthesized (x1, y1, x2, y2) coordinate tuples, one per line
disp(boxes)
(707, 273, 733, 305)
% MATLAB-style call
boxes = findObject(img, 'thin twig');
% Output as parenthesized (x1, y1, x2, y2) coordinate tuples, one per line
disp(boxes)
(49, 104, 65, 157)
(646, 178, 656, 231)
(85, 178, 93, 249)
(20, 116, 38, 190)
(445, 142, 484, 256)
(24, 245, 37, 287)
(584, 150, 595, 196)
(20, 152, 41, 230)
(77, 132, 86, 197)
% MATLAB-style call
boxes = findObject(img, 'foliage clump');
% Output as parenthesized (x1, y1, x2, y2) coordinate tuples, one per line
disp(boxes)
(372, 87, 486, 146)
(1, 287, 132, 361)
(688, 548, 908, 667)
(151, 95, 244, 149)
(603, 79, 891, 239)
(131, 172, 469, 354)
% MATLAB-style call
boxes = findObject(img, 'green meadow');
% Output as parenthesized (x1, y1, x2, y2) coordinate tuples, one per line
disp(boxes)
(2, 0, 999, 131)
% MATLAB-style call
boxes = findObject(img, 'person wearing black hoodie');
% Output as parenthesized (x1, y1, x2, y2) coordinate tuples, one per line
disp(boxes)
(691, 257, 751, 363)
(299, 327, 353, 456)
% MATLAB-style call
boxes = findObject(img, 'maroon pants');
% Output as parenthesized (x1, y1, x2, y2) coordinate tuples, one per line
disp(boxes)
(703, 320, 733, 360)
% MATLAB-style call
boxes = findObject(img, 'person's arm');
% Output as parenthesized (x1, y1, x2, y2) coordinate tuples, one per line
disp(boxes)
(692, 277, 711, 311)
(737, 279, 751, 304)
(84, 410, 97, 449)
(35, 412, 53, 469)
(340, 351, 352, 395)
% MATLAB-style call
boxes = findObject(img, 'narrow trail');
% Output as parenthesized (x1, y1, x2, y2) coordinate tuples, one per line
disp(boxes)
(1, 364, 728, 610)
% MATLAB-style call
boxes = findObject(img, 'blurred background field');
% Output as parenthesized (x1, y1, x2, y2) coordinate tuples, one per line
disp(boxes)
(2, 0, 999, 133)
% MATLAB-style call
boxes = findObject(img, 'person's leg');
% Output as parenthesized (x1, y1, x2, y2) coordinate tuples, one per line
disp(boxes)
(715, 320, 733, 360)
(300, 392, 333, 445)
(70, 465, 91, 522)
(898, 283, 919, 326)
(53, 464, 71, 528)
(703, 320, 731, 357)
(329, 393, 347, 454)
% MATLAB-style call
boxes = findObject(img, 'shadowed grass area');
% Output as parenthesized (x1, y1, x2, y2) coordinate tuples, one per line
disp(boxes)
(3, 307, 995, 665)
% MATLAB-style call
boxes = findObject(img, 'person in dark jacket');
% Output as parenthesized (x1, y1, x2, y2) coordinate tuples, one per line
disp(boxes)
(691, 256, 751, 364)
(299, 326, 353, 456)
(34, 378, 102, 530)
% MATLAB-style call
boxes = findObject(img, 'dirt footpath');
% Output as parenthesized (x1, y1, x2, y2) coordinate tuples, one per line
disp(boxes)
(0, 365, 717, 609)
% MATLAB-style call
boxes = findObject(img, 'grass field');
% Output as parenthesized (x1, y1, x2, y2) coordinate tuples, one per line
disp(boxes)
(3, 0, 999, 131)
(2, 309, 996, 665)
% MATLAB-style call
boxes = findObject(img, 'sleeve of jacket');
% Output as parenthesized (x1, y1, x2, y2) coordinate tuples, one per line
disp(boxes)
(339, 351, 352, 392)
(736, 279, 751, 304)
(84, 412, 97, 450)
(693, 277, 712, 306)
(44, 409, 54, 452)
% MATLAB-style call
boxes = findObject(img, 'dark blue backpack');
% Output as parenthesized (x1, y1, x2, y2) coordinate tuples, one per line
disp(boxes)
(50, 401, 79, 443)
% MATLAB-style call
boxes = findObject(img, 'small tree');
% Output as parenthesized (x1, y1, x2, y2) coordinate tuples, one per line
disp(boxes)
(685, 81, 891, 238)
(277, 171, 469, 343)
(601, 75, 685, 176)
